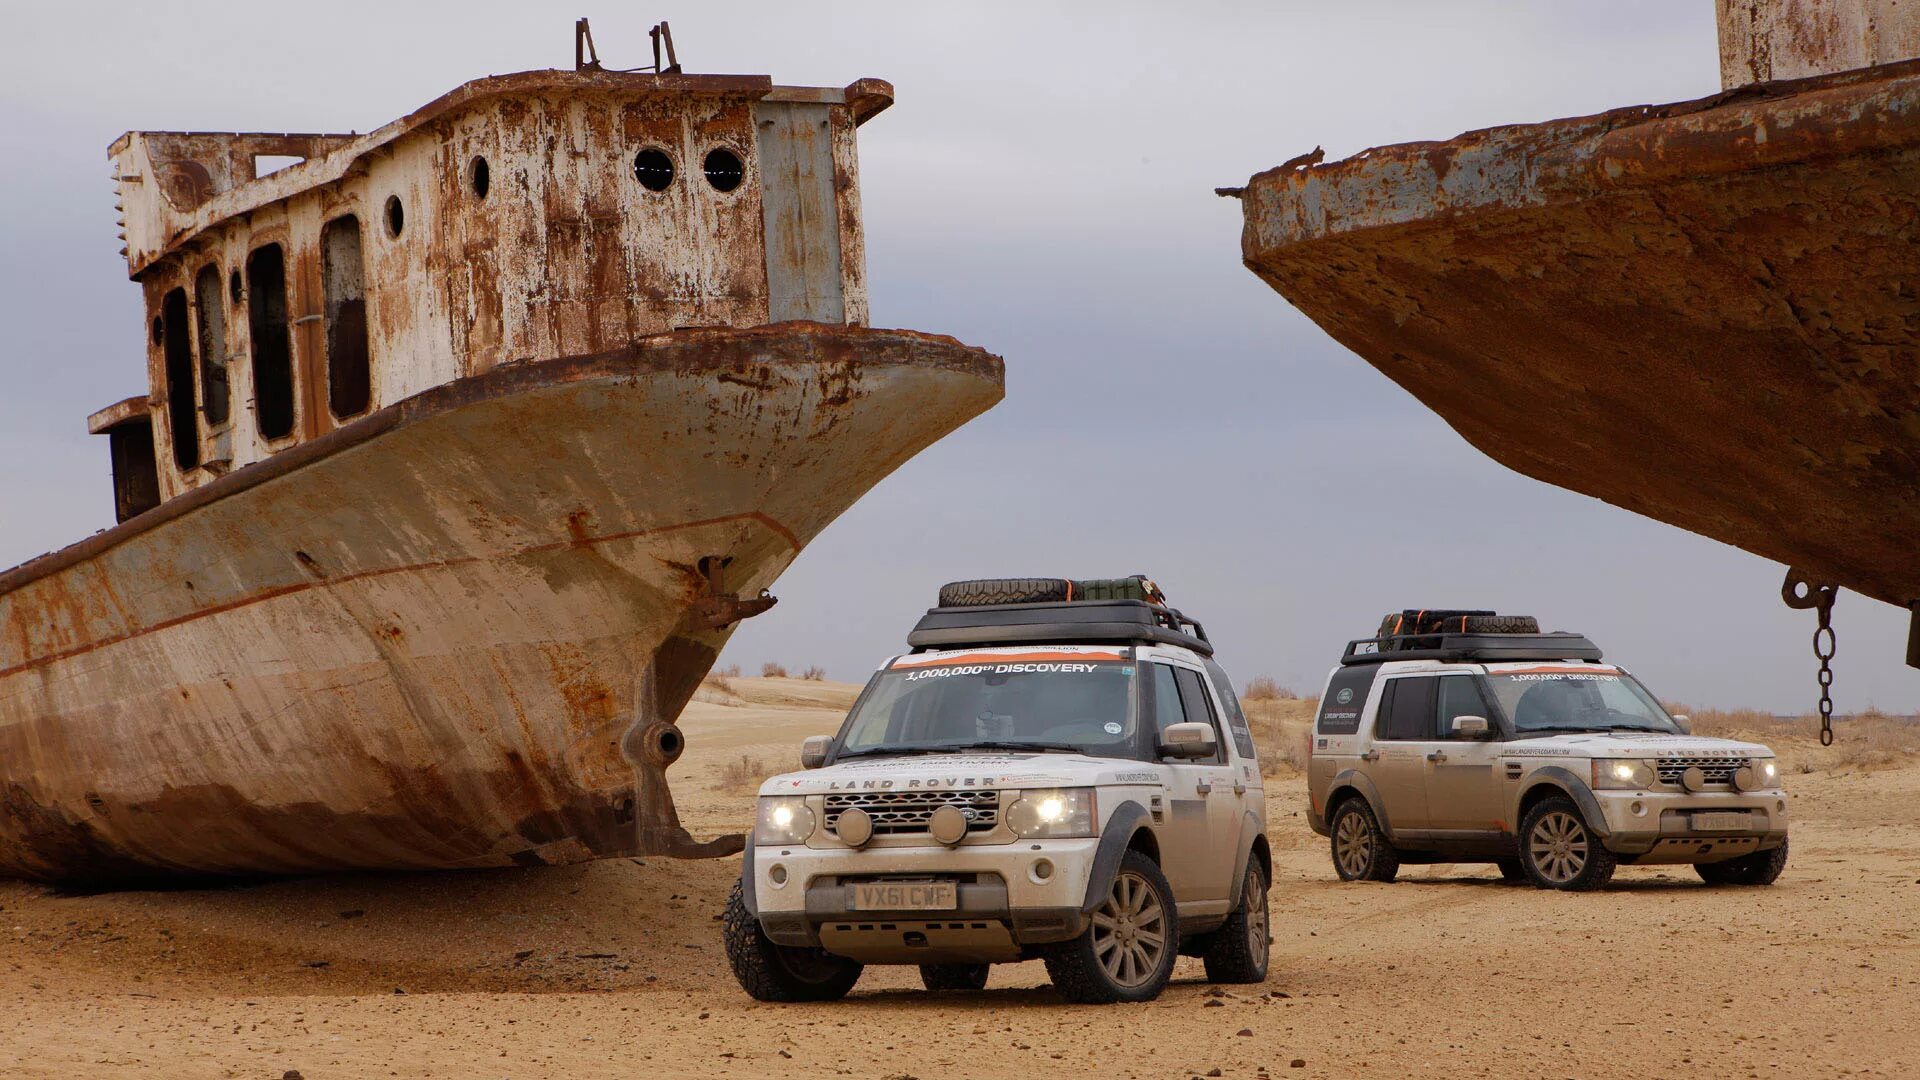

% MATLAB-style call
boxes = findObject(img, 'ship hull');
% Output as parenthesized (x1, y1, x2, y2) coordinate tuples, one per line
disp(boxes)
(0, 323, 1002, 884)
(1237, 59, 1920, 608)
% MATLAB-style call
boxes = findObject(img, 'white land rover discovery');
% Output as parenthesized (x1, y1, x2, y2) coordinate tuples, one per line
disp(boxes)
(723, 577, 1271, 1004)
(1307, 609, 1789, 892)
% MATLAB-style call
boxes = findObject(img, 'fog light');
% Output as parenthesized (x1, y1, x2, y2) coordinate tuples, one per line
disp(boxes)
(1630, 801, 1646, 816)
(836, 806, 874, 847)
(768, 863, 788, 886)
(1030, 858, 1055, 884)
(928, 804, 968, 846)
(1680, 766, 1708, 793)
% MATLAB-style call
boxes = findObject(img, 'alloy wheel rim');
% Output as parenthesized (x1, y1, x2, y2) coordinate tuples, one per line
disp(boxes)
(1246, 866, 1269, 955)
(1091, 870, 1167, 988)
(1335, 810, 1372, 876)
(1529, 810, 1590, 883)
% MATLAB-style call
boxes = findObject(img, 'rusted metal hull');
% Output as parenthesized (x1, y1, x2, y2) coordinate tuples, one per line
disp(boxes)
(0, 324, 1002, 884)
(1236, 59, 1920, 609)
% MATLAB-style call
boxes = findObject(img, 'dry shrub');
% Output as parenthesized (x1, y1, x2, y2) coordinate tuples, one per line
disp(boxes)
(1244, 676, 1297, 701)
(718, 663, 742, 678)
(1257, 726, 1314, 777)
(801, 666, 826, 681)
(717, 753, 771, 792)
(761, 662, 790, 679)
(702, 673, 734, 695)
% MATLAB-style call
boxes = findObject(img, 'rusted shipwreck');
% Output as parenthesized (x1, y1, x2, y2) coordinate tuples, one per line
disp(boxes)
(0, 35, 1003, 884)
(1228, 0, 1920, 653)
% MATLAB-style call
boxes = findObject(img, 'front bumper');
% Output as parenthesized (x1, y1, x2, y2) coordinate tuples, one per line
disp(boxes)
(749, 838, 1099, 960)
(1592, 789, 1789, 861)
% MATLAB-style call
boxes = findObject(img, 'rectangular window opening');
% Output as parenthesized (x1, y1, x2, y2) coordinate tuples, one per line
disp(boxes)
(322, 215, 372, 419)
(107, 417, 161, 523)
(253, 154, 304, 178)
(160, 287, 199, 471)
(246, 244, 296, 441)
(193, 263, 230, 427)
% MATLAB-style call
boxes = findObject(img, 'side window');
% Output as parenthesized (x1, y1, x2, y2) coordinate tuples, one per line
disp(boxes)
(1377, 676, 1436, 740)
(159, 287, 199, 471)
(193, 263, 230, 427)
(1203, 659, 1257, 759)
(1173, 666, 1226, 763)
(322, 215, 372, 419)
(247, 244, 296, 440)
(1149, 664, 1187, 737)
(1436, 675, 1493, 740)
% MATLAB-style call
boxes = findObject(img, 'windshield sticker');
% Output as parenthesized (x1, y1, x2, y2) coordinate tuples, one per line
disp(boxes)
(902, 662, 1112, 682)
(1504, 672, 1621, 683)
(1103, 721, 1124, 735)
(1498, 665, 1619, 676)
(892, 648, 1126, 669)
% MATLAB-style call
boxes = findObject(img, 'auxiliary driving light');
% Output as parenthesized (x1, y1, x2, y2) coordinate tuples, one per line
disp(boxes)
(928, 804, 969, 846)
(835, 806, 874, 847)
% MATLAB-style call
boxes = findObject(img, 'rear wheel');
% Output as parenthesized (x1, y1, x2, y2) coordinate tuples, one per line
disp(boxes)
(1043, 850, 1179, 1004)
(1330, 798, 1399, 882)
(1202, 860, 1271, 984)
(1519, 797, 1616, 891)
(919, 963, 990, 991)
(722, 882, 862, 1002)
(1695, 839, 1788, 886)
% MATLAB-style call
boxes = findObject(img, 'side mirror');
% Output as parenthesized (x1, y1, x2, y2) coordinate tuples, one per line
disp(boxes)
(1670, 713, 1691, 735)
(800, 735, 833, 769)
(1159, 722, 1217, 759)
(1450, 714, 1492, 739)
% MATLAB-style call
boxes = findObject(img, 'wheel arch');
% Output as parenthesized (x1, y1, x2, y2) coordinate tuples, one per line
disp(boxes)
(1326, 769, 1392, 839)
(1226, 812, 1272, 909)
(1517, 767, 1611, 838)
(1080, 799, 1156, 913)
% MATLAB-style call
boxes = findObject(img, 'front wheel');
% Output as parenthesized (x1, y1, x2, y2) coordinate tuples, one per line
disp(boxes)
(1695, 838, 1788, 886)
(1329, 798, 1399, 882)
(1518, 797, 1617, 891)
(1043, 850, 1179, 1004)
(1202, 859, 1271, 984)
(722, 882, 863, 1002)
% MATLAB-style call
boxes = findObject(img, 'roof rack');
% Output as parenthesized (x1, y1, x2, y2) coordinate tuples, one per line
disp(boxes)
(907, 599, 1213, 656)
(1340, 631, 1603, 666)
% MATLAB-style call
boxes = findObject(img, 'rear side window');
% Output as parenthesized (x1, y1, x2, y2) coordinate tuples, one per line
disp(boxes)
(1203, 659, 1257, 759)
(1377, 676, 1436, 740)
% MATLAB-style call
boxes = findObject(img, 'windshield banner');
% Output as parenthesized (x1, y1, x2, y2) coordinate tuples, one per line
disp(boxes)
(891, 647, 1127, 670)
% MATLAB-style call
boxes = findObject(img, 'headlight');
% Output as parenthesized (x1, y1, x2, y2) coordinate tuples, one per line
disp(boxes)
(755, 797, 816, 845)
(1735, 758, 1779, 791)
(1591, 759, 1655, 790)
(1005, 789, 1097, 839)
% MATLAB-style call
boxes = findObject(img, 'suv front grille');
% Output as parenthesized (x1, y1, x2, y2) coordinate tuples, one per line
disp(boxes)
(1656, 756, 1750, 787)
(823, 790, 1000, 836)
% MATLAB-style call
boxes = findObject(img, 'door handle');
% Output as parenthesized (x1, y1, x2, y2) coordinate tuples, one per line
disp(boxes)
(1232, 780, 1248, 795)
(1195, 780, 1213, 795)
(1360, 750, 1380, 762)
(1427, 751, 1448, 763)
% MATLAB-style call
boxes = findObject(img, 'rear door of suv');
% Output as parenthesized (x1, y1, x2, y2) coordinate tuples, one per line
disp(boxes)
(1366, 674, 1434, 829)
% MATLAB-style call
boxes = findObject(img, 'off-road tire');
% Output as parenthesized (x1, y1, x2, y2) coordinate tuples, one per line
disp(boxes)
(722, 882, 862, 1002)
(1461, 614, 1539, 634)
(1202, 860, 1271, 984)
(1518, 797, 1617, 891)
(1043, 850, 1179, 1004)
(1495, 857, 1527, 882)
(938, 578, 1071, 607)
(1329, 798, 1400, 883)
(1694, 838, 1789, 886)
(919, 963, 990, 991)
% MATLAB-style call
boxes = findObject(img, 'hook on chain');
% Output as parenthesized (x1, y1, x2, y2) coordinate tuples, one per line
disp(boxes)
(1782, 569, 1838, 746)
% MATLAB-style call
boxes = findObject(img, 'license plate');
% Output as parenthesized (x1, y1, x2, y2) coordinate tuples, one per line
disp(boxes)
(1692, 811, 1752, 832)
(852, 882, 957, 911)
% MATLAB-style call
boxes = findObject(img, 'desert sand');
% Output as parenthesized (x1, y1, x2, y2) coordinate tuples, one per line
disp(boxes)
(2, 677, 1916, 1079)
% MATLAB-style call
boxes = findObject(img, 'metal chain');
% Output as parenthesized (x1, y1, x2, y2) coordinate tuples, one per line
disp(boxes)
(1782, 570, 1838, 746)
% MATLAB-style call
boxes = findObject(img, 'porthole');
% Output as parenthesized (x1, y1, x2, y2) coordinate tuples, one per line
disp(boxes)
(703, 147, 744, 192)
(385, 195, 405, 238)
(469, 156, 490, 198)
(632, 148, 675, 192)
(150, 316, 164, 345)
(228, 269, 243, 304)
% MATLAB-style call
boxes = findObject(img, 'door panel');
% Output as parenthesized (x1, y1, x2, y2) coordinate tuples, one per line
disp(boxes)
(1368, 677, 1431, 832)
(1148, 664, 1219, 903)
(1175, 665, 1241, 902)
(1423, 675, 1506, 832)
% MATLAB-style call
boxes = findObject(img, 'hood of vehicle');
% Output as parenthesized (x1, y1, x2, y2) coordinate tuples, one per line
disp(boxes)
(1508, 732, 1774, 758)
(758, 751, 1134, 796)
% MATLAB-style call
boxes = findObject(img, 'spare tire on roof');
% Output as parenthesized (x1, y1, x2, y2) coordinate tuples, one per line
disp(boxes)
(1460, 614, 1539, 634)
(937, 578, 1073, 607)
(1375, 610, 1538, 641)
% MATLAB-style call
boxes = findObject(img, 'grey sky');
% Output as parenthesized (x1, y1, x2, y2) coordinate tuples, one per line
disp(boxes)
(3, 1, 1913, 714)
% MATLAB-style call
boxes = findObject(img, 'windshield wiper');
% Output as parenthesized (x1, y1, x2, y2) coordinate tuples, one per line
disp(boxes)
(944, 739, 1085, 754)
(835, 744, 967, 760)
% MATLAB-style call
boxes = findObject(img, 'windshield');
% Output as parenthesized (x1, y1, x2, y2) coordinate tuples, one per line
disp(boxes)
(836, 656, 1141, 759)
(1485, 668, 1680, 734)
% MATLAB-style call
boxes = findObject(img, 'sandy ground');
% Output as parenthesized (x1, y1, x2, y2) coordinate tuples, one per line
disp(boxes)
(3, 678, 1917, 1079)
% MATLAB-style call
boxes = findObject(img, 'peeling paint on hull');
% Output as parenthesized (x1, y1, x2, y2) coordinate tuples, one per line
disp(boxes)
(0, 324, 1003, 884)
(1236, 59, 1920, 609)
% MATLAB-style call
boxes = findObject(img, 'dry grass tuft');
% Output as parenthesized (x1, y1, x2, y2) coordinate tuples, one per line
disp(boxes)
(800, 666, 826, 681)
(717, 663, 742, 678)
(1243, 677, 1297, 701)
(761, 662, 790, 679)
(1243, 696, 1320, 777)
(716, 753, 773, 792)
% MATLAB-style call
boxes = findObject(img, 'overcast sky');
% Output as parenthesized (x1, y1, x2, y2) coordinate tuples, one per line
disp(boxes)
(3, 1, 1915, 716)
